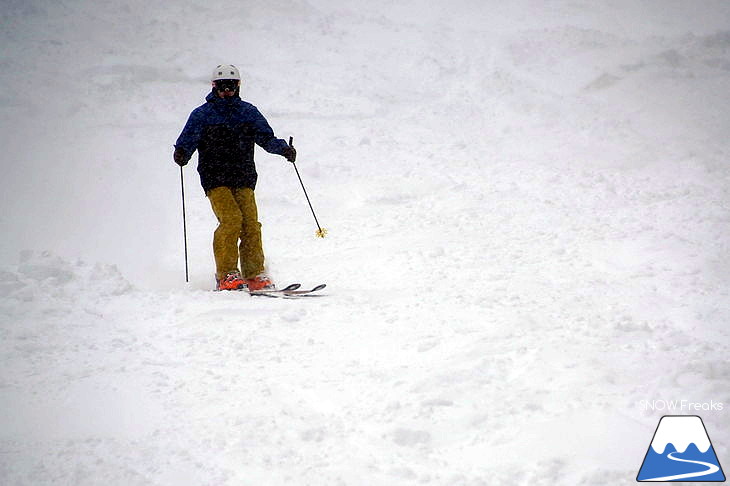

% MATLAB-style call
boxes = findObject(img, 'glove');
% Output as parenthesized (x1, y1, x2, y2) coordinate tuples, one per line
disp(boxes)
(281, 146, 296, 163)
(173, 147, 189, 166)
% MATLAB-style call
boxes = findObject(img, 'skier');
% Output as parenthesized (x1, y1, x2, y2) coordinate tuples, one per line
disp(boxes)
(173, 64, 296, 291)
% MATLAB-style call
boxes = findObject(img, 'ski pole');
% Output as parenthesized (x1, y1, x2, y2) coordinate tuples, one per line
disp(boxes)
(289, 136, 327, 238)
(180, 165, 190, 282)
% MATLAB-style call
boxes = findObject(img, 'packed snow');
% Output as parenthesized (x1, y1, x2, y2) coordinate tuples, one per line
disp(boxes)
(1, 1, 729, 485)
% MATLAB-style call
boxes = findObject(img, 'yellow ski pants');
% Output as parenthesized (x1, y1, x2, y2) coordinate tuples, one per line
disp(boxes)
(207, 186, 265, 280)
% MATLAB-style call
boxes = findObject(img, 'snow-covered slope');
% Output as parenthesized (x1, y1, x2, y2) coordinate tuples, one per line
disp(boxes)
(1, 1, 729, 484)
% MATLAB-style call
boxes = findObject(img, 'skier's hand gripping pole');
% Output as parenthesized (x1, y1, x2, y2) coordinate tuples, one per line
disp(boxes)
(289, 136, 327, 238)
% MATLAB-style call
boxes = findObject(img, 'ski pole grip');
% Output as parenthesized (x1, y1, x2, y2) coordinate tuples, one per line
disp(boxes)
(289, 136, 294, 147)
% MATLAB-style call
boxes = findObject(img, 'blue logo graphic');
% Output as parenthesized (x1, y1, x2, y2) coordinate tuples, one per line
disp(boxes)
(637, 415, 726, 482)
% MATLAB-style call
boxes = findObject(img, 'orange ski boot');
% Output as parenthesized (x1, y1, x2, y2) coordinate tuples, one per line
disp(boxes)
(216, 271, 246, 291)
(245, 274, 275, 291)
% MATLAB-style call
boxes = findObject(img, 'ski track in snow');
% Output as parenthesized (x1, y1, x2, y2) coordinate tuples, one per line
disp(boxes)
(1, 1, 730, 485)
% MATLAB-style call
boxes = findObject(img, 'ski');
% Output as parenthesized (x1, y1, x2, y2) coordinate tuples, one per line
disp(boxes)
(266, 283, 302, 292)
(248, 283, 326, 298)
(245, 282, 300, 294)
(278, 283, 326, 295)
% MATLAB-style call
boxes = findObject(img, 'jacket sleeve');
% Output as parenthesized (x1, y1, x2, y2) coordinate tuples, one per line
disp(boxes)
(252, 107, 289, 155)
(175, 109, 205, 157)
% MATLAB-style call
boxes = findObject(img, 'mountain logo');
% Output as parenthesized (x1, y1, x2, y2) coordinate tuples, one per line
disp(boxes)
(637, 415, 726, 482)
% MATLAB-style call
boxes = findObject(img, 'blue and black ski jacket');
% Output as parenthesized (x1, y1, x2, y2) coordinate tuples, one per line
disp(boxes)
(175, 91, 289, 192)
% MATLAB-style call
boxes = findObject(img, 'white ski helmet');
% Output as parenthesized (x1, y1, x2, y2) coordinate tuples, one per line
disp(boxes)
(211, 64, 241, 81)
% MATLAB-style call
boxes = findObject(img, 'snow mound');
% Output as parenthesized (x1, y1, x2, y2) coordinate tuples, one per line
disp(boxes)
(0, 251, 133, 306)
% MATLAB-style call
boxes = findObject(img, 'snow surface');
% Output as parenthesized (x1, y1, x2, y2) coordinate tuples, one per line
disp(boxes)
(1, 0, 730, 484)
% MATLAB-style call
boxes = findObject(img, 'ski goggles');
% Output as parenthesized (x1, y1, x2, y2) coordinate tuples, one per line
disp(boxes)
(214, 79, 239, 92)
